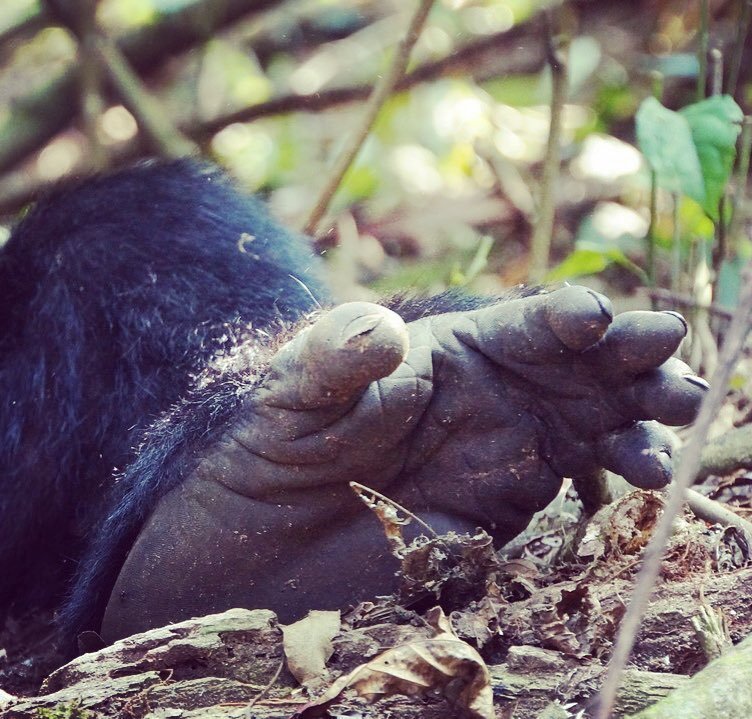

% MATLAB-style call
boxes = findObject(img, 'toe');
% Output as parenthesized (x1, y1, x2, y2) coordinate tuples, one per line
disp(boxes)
(628, 357, 708, 426)
(599, 421, 677, 489)
(466, 285, 613, 363)
(264, 302, 410, 408)
(544, 285, 614, 350)
(586, 310, 688, 375)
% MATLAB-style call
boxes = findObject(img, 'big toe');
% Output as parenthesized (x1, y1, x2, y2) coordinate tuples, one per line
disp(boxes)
(264, 302, 410, 408)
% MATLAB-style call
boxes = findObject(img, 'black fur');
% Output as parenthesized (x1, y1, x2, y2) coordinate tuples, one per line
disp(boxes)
(0, 160, 327, 622)
(0, 159, 515, 643)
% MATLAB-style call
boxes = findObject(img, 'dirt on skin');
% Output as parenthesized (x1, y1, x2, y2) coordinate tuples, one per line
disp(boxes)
(1, 486, 751, 718)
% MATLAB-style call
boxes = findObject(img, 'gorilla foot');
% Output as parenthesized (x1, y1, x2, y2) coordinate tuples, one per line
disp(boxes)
(101, 286, 706, 639)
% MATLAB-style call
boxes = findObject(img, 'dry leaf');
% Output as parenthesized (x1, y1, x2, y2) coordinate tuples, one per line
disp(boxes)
(532, 603, 584, 657)
(296, 607, 493, 719)
(350, 482, 410, 556)
(282, 610, 341, 689)
(451, 589, 505, 648)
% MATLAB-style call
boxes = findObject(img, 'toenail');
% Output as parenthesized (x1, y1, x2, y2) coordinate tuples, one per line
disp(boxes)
(342, 313, 385, 342)
(586, 289, 613, 322)
(683, 375, 710, 390)
(661, 310, 688, 333)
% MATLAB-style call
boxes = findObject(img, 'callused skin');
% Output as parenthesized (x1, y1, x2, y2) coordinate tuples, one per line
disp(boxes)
(102, 286, 706, 640)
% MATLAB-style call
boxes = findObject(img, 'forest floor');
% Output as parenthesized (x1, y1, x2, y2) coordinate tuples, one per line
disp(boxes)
(2, 472, 752, 719)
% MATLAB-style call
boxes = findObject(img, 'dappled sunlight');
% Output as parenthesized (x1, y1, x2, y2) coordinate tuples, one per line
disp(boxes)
(36, 137, 81, 180)
(290, 15, 403, 95)
(212, 123, 276, 189)
(389, 144, 444, 195)
(99, 106, 138, 144)
(572, 134, 644, 183)
(433, 87, 492, 142)
(590, 202, 649, 242)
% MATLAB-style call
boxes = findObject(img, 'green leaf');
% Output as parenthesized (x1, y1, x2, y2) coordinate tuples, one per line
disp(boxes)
(679, 95, 743, 220)
(546, 249, 610, 281)
(546, 247, 646, 283)
(636, 97, 705, 202)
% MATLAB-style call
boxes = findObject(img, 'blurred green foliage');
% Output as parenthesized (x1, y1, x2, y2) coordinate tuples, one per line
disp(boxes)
(0, 0, 749, 302)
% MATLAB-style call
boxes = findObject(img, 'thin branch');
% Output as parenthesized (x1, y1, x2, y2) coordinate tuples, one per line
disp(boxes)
(727, 0, 752, 97)
(94, 36, 197, 158)
(74, 1, 108, 169)
(43, 0, 196, 159)
(528, 9, 568, 284)
(0, 8, 47, 49)
(686, 488, 752, 538)
(350, 481, 440, 540)
(697, 0, 709, 100)
(0, 31, 545, 220)
(710, 49, 726, 294)
(646, 171, 658, 299)
(670, 194, 681, 293)
(647, 287, 734, 321)
(728, 116, 752, 250)
(709, 47, 723, 97)
(195, 24, 542, 140)
(300, 0, 437, 237)
(646, 72, 663, 300)
(695, 422, 752, 480)
(0, 0, 551, 180)
(595, 259, 752, 719)
(246, 659, 284, 711)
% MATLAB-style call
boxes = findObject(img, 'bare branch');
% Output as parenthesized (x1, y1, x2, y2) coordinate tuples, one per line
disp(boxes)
(528, 9, 568, 284)
(686, 488, 752, 539)
(94, 37, 197, 158)
(300, 0, 437, 237)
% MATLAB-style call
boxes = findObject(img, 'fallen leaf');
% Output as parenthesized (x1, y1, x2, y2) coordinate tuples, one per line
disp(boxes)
(282, 610, 341, 689)
(295, 607, 493, 719)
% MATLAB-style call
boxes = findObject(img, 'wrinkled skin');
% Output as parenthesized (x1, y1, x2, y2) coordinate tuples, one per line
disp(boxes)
(103, 286, 706, 640)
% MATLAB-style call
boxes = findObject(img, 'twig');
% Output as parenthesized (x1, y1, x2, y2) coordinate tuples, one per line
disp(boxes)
(48, 0, 192, 162)
(196, 23, 543, 139)
(246, 659, 284, 713)
(528, 8, 568, 284)
(646, 170, 658, 300)
(709, 47, 723, 97)
(686, 487, 752, 538)
(0, 7, 46, 49)
(694, 423, 752, 481)
(594, 259, 752, 719)
(0, 0, 281, 174)
(697, 0, 709, 100)
(671, 194, 681, 293)
(646, 288, 734, 321)
(301, 0, 437, 236)
(0, 26, 546, 219)
(727, 0, 752, 97)
(76, 1, 107, 169)
(94, 36, 197, 158)
(645, 72, 663, 299)
(349, 481, 440, 539)
(729, 116, 752, 250)
(712, 195, 727, 285)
